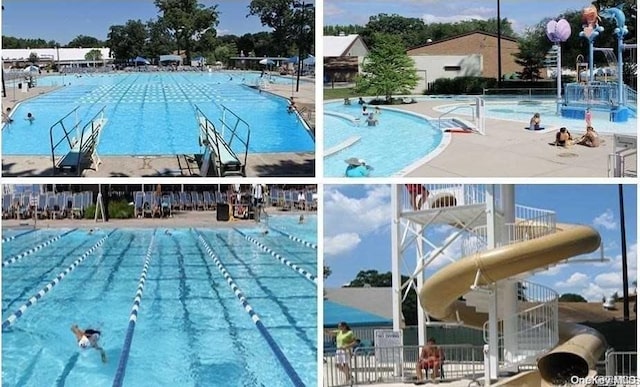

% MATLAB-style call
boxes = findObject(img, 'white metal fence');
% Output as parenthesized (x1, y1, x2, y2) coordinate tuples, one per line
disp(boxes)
(400, 184, 487, 213)
(605, 350, 637, 378)
(323, 344, 485, 386)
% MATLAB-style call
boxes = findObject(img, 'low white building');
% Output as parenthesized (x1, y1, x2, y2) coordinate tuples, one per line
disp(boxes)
(410, 54, 482, 93)
(2, 47, 112, 68)
(324, 34, 369, 83)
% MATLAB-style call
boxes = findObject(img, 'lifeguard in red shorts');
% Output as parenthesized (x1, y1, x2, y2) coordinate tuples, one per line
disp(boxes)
(415, 338, 441, 384)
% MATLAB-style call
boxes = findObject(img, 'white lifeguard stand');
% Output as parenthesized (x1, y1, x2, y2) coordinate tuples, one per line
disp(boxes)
(391, 185, 567, 380)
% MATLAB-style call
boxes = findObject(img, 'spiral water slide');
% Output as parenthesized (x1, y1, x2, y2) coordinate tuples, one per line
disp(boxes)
(419, 221, 607, 386)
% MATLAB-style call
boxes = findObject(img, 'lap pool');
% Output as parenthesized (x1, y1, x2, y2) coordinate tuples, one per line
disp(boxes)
(2, 72, 315, 156)
(2, 220, 317, 386)
(323, 101, 444, 177)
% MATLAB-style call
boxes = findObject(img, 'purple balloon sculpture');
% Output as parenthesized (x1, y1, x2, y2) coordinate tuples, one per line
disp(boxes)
(546, 19, 571, 42)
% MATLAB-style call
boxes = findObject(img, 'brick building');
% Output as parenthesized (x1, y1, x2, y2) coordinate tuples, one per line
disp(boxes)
(407, 30, 521, 86)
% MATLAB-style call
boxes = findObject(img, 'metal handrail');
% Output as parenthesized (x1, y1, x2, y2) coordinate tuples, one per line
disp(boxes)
(437, 104, 474, 131)
(608, 149, 637, 177)
(220, 104, 250, 169)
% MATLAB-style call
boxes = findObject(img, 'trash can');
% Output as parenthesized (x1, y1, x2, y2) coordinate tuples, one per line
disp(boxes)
(216, 203, 230, 221)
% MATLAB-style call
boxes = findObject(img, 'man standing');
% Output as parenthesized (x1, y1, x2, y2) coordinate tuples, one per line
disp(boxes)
(252, 183, 264, 222)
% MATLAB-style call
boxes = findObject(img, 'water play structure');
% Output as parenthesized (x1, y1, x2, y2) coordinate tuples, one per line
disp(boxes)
(561, 5, 636, 123)
(391, 185, 609, 385)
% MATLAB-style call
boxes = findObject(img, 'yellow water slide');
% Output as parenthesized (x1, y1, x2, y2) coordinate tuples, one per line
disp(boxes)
(419, 222, 607, 385)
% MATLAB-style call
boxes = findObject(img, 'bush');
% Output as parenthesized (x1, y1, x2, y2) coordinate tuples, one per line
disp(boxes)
(425, 77, 497, 95)
(82, 200, 133, 219)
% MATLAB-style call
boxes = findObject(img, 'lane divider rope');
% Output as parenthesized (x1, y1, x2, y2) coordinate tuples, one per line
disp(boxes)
(1, 229, 36, 243)
(196, 230, 306, 387)
(234, 229, 317, 285)
(3, 229, 77, 267)
(112, 231, 156, 387)
(268, 226, 317, 250)
(2, 230, 115, 330)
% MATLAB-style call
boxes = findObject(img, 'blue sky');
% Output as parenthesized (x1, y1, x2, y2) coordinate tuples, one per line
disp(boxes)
(325, 0, 596, 35)
(324, 184, 637, 302)
(1, 0, 298, 44)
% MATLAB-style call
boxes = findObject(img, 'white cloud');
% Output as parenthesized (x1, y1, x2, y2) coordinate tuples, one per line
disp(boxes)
(594, 272, 622, 288)
(324, 185, 391, 237)
(324, 3, 345, 17)
(216, 28, 232, 36)
(593, 209, 617, 230)
(555, 272, 589, 288)
(460, 7, 494, 17)
(537, 263, 567, 276)
(325, 233, 362, 256)
(421, 13, 489, 24)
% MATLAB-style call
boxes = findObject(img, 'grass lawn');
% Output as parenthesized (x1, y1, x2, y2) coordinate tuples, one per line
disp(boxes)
(323, 87, 358, 100)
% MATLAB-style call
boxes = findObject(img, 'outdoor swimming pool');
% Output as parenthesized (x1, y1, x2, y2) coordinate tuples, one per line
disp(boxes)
(2, 72, 314, 156)
(433, 99, 637, 135)
(2, 221, 317, 386)
(323, 101, 444, 177)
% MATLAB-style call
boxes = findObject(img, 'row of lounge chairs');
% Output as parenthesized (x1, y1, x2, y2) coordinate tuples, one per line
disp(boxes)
(2, 191, 94, 220)
(269, 188, 318, 211)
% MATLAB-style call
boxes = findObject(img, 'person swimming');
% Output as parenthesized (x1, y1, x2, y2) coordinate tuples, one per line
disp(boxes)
(299, 214, 305, 224)
(71, 324, 107, 363)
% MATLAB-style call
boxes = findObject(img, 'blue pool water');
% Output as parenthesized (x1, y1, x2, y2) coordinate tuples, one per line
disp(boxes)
(2, 73, 314, 156)
(324, 101, 443, 177)
(432, 99, 637, 135)
(2, 222, 316, 386)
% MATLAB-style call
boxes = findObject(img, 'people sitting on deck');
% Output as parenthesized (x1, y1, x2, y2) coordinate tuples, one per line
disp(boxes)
(2, 107, 14, 124)
(26, 112, 35, 124)
(415, 338, 441, 384)
(529, 112, 541, 130)
(345, 158, 372, 177)
(71, 324, 107, 363)
(366, 113, 378, 126)
(344, 97, 351, 105)
(358, 97, 365, 105)
(576, 126, 600, 148)
(555, 127, 573, 147)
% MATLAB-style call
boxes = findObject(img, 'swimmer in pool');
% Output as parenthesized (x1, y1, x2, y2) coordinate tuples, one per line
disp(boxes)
(299, 214, 305, 224)
(71, 324, 107, 363)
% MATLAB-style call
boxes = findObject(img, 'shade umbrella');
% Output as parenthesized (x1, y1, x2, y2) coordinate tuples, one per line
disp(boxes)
(23, 65, 39, 73)
(286, 56, 299, 64)
(259, 58, 275, 65)
(303, 55, 315, 65)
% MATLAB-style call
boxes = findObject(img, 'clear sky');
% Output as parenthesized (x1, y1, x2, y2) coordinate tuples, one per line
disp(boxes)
(324, 184, 638, 302)
(324, 0, 596, 35)
(1, 0, 295, 44)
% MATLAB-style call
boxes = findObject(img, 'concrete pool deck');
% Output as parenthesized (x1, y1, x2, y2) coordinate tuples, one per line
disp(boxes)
(1, 72, 316, 177)
(2, 208, 313, 229)
(389, 100, 636, 177)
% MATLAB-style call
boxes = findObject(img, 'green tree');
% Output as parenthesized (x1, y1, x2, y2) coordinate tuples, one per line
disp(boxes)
(146, 19, 175, 60)
(154, 0, 219, 64)
(67, 35, 104, 48)
(513, 34, 545, 81)
(346, 270, 419, 326)
(28, 52, 38, 64)
(84, 49, 103, 65)
(106, 20, 148, 62)
(360, 14, 429, 49)
(214, 43, 236, 66)
(356, 33, 419, 102)
(559, 293, 588, 302)
(248, 0, 314, 57)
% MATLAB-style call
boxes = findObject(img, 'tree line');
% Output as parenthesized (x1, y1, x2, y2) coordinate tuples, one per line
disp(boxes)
(2, 0, 315, 66)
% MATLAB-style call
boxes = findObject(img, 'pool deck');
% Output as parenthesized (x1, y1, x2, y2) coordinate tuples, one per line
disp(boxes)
(1, 72, 316, 177)
(2, 208, 311, 229)
(388, 100, 636, 177)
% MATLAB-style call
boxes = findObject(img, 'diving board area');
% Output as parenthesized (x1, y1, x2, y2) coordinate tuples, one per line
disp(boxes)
(195, 105, 249, 177)
(50, 106, 107, 176)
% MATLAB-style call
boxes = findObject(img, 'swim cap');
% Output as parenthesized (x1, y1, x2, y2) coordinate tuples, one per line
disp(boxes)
(79, 336, 90, 349)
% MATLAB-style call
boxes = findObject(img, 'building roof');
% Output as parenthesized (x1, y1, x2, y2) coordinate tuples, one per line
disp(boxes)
(2, 47, 111, 62)
(323, 34, 365, 57)
(407, 30, 518, 52)
(325, 287, 397, 321)
(324, 300, 392, 327)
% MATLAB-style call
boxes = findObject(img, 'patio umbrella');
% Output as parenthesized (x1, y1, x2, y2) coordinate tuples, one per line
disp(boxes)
(303, 55, 315, 65)
(23, 65, 39, 73)
(259, 58, 275, 65)
(286, 56, 299, 64)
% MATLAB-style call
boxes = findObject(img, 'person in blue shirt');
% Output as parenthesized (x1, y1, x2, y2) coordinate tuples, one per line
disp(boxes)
(345, 158, 372, 177)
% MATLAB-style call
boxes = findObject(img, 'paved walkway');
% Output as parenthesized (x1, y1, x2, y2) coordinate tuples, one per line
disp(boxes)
(391, 100, 636, 177)
(1, 72, 316, 177)
(3, 208, 308, 229)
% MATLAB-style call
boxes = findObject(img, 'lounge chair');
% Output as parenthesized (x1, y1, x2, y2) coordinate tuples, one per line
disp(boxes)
(143, 192, 153, 218)
(161, 194, 172, 218)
